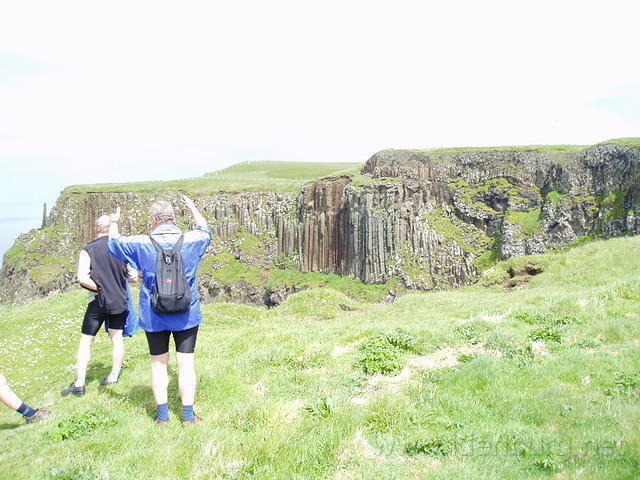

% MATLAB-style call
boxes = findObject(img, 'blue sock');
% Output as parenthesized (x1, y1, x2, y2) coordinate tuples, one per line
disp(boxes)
(182, 405, 195, 421)
(17, 403, 37, 418)
(156, 403, 169, 421)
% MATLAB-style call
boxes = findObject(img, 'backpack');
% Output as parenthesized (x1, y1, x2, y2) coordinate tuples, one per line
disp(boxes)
(149, 235, 192, 314)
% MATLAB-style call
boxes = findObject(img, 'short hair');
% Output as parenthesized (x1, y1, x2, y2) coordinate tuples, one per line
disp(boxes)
(95, 215, 111, 234)
(149, 200, 175, 223)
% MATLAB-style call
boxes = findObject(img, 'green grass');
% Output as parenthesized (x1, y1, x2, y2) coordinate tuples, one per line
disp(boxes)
(597, 137, 640, 148)
(385, 137, 640, 156)
(204, 161, 360, 180)
(60, 138, 640, 196)
(392, 144, 590, 155)
(600, 190, 628, 221)
(448, 177, 541, 216)
(506, 207, 543, 237)
(64, 161, 362, 194)
(198, 245, 402, 303)
(422, 208, 490, 254)
(545, 190, 565, 203)
(3, 226, 76, 289)
(1, 236, 639, 479)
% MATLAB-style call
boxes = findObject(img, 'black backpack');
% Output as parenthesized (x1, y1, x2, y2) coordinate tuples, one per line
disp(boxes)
(150, 235, 192, 314)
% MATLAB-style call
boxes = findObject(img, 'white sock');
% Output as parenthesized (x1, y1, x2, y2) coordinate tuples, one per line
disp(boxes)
(107, 367, 121, 381)
(75, 369, 86, 387)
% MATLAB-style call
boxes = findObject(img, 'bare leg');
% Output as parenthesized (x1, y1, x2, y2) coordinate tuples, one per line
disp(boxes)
(176, 352, 196, 406)
(150, 353, 169, 405)
(75, 334, 94, 386)
(0, 373, 22, 411)
(107, 328, 124, 380)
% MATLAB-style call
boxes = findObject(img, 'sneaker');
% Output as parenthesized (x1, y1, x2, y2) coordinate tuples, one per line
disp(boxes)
(154, 417, 170, 426)
(100, 377, 118, 386)
(60, 382, 86, 397)
(182, 415, 203, 427)
(25, 408, 51, 424)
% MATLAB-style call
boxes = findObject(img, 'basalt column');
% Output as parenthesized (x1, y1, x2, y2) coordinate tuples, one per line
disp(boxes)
(297, 176, 352, 273)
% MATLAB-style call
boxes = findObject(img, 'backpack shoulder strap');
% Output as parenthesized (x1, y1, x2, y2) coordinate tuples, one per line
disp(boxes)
(149, 235, 165, 253)
(150, 234, 184, 253)
(173, 234, 185, 252)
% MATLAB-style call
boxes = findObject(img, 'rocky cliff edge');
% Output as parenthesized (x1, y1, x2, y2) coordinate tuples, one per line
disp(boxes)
(2, 140, 638, 305)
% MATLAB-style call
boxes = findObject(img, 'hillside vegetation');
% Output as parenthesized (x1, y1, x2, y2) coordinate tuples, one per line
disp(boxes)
(61, 137, 640, 195)
(64, 161, 362, 194)
(386, 137, 640, 156)
(0, 236, 639, 479)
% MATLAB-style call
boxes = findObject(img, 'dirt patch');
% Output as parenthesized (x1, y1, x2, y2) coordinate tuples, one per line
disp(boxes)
(335, 429, 384, 479)
(332, 346, 352, 357)
(350, 344, 498, 405)
(367, 366, 413, 393)
(337, 428, 382, 466)
(504, 276, 531, 289)
(250, 382, 266, 396)
(530, 340, 549, 357)
(281, 399, 306, 423)
(503, 261, 544, 289)
(480, 311, 510, 323)
(202, 439, 219, 457)
(332, 341, 360, 357)
(409, 343, 493, 370)
(339, 303, 360, 311)
(510, 261, 544, 276)
(346, 338, 512, 411)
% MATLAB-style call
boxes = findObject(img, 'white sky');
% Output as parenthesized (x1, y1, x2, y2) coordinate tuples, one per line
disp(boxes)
(0, 0, 639, 209)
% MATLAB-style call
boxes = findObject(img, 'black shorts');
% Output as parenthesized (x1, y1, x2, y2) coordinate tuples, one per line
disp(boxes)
(81, 299, 126, 336)
(145, 326, 199, 356)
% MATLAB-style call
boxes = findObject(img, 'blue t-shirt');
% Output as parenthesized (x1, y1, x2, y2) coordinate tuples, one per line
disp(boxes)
(108, 223, 212, 332)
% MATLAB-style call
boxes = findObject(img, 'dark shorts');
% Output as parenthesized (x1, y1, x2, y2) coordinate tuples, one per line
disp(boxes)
(145, 326, 199, 356)
(81, 299, 126, 336)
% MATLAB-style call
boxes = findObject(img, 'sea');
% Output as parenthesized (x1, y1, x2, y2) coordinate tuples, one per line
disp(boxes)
(0, 201, 46, 266)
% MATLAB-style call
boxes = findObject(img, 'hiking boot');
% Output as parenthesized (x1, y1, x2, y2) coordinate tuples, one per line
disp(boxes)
(60, 382, 85, 397)
(100, 377, 118, 386)
(154, 418, 170, 426)
(25, 408, 51, 424)
(182, 415, 203, 427)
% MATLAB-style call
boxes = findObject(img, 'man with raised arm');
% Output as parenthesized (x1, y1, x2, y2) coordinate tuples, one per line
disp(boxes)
(107, 195, 212, 425)
(61, 215, 139, 397)
(0, 372, 50, 423)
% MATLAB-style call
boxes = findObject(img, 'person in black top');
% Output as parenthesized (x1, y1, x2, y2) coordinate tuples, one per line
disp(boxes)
(61, 215, 138, 396)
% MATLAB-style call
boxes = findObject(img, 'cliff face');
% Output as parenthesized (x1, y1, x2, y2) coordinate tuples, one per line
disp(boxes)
(364, 143, 639, 260)
(278, 177, 482, 288)
(364, 144, 639, 195)
(2, 142, 638, 305)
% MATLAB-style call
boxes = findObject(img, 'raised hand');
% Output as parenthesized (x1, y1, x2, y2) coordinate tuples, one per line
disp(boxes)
(181, 194, 196, 212)
(109, 207, 121, 236)
(181, 194, 207, 227)
(110, 206, 121, 223)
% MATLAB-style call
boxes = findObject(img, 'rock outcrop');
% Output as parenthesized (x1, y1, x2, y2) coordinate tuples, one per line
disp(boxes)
(2, 141, 638, 305)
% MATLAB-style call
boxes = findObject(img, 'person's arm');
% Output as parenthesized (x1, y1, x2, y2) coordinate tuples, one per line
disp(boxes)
(107, 206, 143, 270)
(77, 249, 98, 292)
(126, 263, 139, 283)
(181, 194, 207, 228)
(108, 206, 121, 238)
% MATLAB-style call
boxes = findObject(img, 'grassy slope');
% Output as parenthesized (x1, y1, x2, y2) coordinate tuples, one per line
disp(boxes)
(64, 161, 362, 194)
(61, 138, 639, 195)
(384, 137, 640, 156)
(0, 236, 638, 479)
